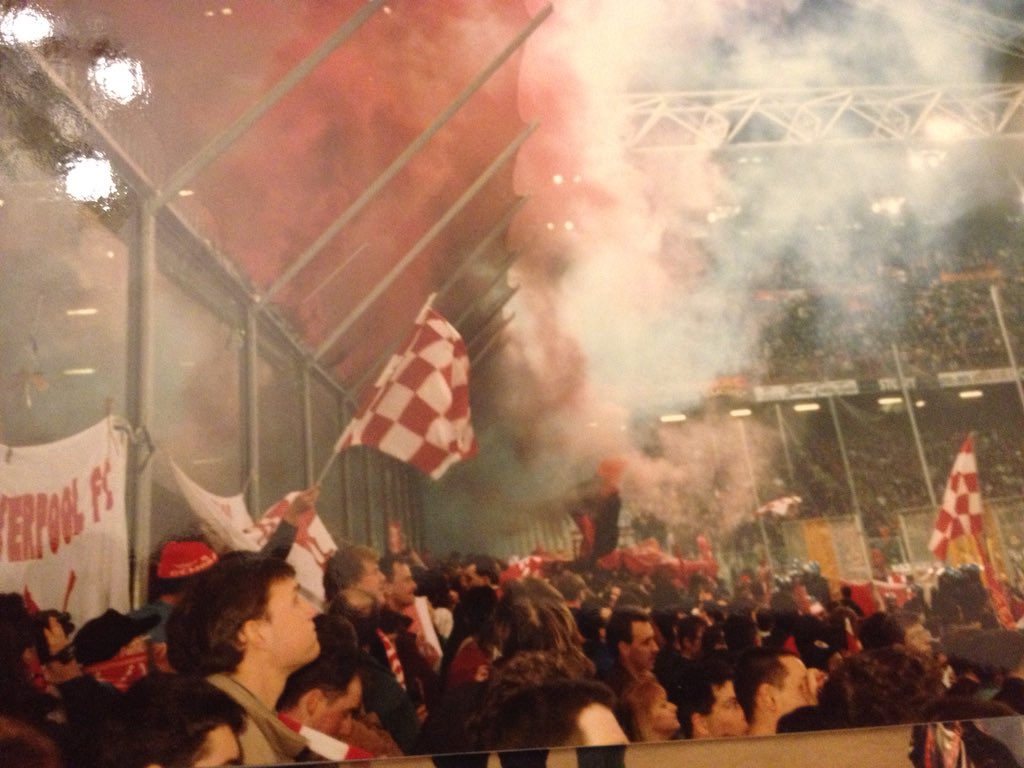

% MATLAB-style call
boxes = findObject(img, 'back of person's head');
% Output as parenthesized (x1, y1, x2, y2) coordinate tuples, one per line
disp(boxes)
(817, 645, 944, 727)
(723, 614, 759, 655)
(650, 609, 677, 648)
(606, 606, 650, 658)
(733, 647, 793, 722)
(493, 578, 592, 677)
(327, 587, 380, 648)
(97, 672, 244, 768)
(452, 585, 499, 641)
(378, 552, 410, 583)
(486, 678, 620, 750)
(858, 611, 905, 650)
(840, 585, 854, 600)
(552, 572, 587, 604)
(323, 545, 379, 603)
(166, 551, 295, 675)
(677, 614, 706, 647)
(414, 567, 454, 609)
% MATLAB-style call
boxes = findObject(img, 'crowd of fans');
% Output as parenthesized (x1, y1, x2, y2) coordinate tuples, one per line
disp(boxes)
(751, 262, 1024, 385)
(4, 497, 1024, 767)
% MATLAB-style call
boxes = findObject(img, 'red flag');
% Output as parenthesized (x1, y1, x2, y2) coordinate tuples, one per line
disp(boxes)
(929, 436, 1014, 627)
(335, 301, 477, 479)
(929, 437, 982, 560)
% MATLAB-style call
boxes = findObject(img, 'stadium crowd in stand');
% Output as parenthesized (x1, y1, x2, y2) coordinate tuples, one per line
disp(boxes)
(4, 518, 1024, 767)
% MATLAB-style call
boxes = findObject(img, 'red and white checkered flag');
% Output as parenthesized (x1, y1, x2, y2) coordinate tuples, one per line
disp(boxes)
(335, 300, 477, 479)
(929, 436, 982, 560)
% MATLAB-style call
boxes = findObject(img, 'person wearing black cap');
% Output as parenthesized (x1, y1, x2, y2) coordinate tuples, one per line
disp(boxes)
(73, 609, 161, 668)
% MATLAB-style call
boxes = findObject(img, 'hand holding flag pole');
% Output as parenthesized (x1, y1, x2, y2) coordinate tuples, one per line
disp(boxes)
(316, 294, 478, 484)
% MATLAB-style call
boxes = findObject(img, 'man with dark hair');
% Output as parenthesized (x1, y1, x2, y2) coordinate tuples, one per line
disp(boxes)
(602, 606, 658, 697)
(379, 553, 441, 715)
(97, 672, 244, 768)
(459, 554, 500, 591)
(733, 647, 814, 736)
(277, 614, 370, 760)
(677, 659, 747, 739)
(167, 552, 320, 764)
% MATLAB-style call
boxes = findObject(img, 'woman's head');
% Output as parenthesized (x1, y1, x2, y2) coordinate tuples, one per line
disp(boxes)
(492, 578, 593, 677)
(617, 675, 679, 742)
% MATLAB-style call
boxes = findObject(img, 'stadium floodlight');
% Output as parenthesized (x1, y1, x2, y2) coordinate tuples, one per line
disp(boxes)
(729, 408, 752, 417)
(89, 55, 148, 106)
(659, 414, 687, 423)
(793, 403, 820, 412)
(958, 390, 984, 399)
(0, 5, 53, 45)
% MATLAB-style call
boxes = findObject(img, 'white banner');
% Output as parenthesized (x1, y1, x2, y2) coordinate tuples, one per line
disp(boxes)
(0, 418, 130, 623)
(170, 461, 338, 603)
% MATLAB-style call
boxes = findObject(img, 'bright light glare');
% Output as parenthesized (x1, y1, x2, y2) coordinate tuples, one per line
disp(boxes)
(63, 368, 95, 376)
(659, 414, 686, 423)
(793, 403, 820, 412)
(730, 408, 752, 417)
(959, 390, 984, 399)
(0, 7, 53, 45)
(871, 196, 905, 217)
(924, 116, 968, 142)
(908, 149, 946, 171)
(552, 174, 564, 185)
(89, 56, 148, 105)
(66, 308, 98, 317)
(64, 155, 117, 201)
(878, 397, 903, 406)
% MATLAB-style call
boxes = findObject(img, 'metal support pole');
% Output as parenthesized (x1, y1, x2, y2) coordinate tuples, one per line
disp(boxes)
(826, 396, 863, 519)
(738, 417, 773, 572)
(774, 403, 796, 483)
(346, 203, 524, 398)
(892, 344, 937, 508)
(127, 203, 157, 608)
(264, 5, 553, 302)
(438, 198, 527, 303)
(471, 313, 515, 364)
(244, 307, 262, 516)
(827, 395, 875, 578)
(467, 286, 520, 349)
(457, 256, 521, 327)
(990, 283, 1024, 420)
(316, 122, 538, 359)
(155, 0, 388, 206)
(302, 366, 315, 488)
